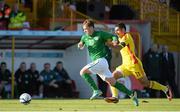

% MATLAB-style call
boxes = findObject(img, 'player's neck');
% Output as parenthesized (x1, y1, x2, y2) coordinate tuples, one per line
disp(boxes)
(119, 32, 126, 37)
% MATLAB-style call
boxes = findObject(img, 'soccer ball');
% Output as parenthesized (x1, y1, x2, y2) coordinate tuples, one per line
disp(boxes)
(19, 93, 31, 105)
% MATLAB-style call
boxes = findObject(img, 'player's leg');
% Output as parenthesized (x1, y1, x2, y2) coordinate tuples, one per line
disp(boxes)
(134, 64, 172, 101)
(80, 61, 102, 100)
(138, 76, 172, 100)
(80, 67, 98, 91)
(109, 86, 119, 101)
(102, 65, 138, 106)
(107, 70, 123, 103)
(105, 77, 139, 106)
(109, 65, 133, 99)
(109, 65, 130, 100)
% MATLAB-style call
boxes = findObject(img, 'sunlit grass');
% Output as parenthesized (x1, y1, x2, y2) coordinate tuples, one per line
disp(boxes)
(0, 98, 180, 112)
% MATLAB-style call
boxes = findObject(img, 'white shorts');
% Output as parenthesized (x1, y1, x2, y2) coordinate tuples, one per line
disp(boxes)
(85, 58, 112, 81)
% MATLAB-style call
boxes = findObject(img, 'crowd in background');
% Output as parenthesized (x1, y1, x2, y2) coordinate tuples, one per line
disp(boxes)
(0, 61, 79, 99)
(0, 0, 28, 30)
(143, 44, 180, 98)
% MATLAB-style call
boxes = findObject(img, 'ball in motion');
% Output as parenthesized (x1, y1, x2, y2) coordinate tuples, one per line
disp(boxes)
(19, 93, 31, 105)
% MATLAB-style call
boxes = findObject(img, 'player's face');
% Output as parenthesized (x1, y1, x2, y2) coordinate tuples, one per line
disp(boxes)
(115, 27, 125, 37)
(83, 25, 94, 35)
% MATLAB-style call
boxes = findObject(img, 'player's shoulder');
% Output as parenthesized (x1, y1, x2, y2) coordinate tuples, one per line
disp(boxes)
(81, 34, 88, 38)
(122, 33, 132, 39)
(96, 30, 110, 34)
(125, 32, 132, 37)
(94, 30, 104, 35)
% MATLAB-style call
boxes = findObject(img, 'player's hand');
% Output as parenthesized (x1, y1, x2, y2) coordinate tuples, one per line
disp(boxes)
(112, 40, 118, 47)
(78, 42, 84, 50)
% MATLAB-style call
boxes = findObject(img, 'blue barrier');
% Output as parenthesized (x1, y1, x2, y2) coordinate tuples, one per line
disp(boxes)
(0, 30, 83, 38)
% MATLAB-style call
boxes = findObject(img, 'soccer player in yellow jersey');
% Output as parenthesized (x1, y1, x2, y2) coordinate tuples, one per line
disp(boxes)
(105, 23, 172, 103)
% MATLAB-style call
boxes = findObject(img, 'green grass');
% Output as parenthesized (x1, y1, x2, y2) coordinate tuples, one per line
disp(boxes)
(0, 98, 180, 112)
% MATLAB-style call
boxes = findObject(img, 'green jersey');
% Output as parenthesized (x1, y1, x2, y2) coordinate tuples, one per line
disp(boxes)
(80, 31, 117, 61)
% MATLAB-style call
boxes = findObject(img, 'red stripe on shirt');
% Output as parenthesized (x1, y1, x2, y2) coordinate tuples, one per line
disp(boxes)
(127, 44, 138, 64)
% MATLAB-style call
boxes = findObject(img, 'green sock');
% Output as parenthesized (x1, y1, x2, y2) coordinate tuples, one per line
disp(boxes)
(113, 81, 132, 96)
(81, 73, 98, 91)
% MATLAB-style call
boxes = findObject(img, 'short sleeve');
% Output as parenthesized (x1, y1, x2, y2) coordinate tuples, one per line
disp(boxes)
(80, 35, 86, 43)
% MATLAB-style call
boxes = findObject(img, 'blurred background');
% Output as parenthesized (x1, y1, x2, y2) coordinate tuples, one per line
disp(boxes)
(0, 0, 179, 99)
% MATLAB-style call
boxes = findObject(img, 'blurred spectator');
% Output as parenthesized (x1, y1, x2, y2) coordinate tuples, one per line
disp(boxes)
(160, 46, 180, 98)
(159, 0, 170, 6)
(105, 5, 110, 19)
(0, 62, 11, 98)
(21, 0, 33, 12)
(39, 63, 57, 98)
(69, 1, 76, 11)
(170, 0, 180, 11)
(26, 63, 41, 98)
(15, 62, 32, 96)
(8, 3, 26, 29)
(0, 0, 11, 30)
(143, 44, 162, 98)
(53, 61, 73, 98)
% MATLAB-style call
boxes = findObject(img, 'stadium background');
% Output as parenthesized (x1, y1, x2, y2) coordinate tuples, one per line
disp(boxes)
(0, 0, 179, 99)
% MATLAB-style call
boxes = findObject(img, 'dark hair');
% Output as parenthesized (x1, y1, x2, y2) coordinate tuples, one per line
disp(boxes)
(44, 63, 50, 66)
(115, 23, 126, 31)
(83, 19, 94, 28)
(1, 62, 6, 66)
(56, 61, 63, 65)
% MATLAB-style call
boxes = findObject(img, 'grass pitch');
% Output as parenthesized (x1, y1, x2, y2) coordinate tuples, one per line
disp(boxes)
(0, 98, 180, 112)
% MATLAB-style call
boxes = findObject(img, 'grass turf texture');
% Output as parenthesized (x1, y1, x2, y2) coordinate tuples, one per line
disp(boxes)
(0, 99, 180, 112)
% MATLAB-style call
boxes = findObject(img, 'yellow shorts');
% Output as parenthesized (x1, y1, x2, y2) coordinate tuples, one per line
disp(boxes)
(116, 62, 145, 79)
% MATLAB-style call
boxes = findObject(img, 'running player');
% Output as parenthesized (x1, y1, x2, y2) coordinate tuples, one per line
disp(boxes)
(105, 23, 172, 103)
(78, 19, 139, 106)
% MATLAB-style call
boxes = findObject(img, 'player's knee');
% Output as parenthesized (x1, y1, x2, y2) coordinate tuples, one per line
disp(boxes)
(80, 69, 84, 76)
(80, 68, 91, 76)
(105, 77, 116, 85)
(141, 80, 150, 87)
(112, 71, 121, 80)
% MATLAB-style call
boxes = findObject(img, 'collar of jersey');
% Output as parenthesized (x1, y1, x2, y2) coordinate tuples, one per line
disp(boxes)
(87, 31, 96, 38)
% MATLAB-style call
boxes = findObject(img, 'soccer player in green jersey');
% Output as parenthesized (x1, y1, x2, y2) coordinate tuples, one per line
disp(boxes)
(78, 19, 139, 106)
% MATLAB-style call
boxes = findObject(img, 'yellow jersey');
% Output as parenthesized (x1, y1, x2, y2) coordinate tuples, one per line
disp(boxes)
(119, 33, 141, 68)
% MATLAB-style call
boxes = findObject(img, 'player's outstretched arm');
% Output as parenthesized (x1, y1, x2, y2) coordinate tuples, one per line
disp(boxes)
(106, 39, 125, 50)
(106, 39, 118, 48)
(111, 41, 126, 50)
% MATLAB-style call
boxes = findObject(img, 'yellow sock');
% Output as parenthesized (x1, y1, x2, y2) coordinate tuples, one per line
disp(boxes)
(110, 86, 119, 98)
(150, 81, 168, 92)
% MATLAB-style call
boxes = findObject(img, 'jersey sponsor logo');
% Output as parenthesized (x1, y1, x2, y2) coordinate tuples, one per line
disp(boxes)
(94, 36, 99, 41)
(88, 36, 99, 46)
(88, 40, 95, 46)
